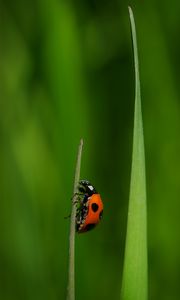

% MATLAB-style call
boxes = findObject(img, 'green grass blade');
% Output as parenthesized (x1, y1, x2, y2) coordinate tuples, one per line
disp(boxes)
(67, 139, 84, 300)
(121, 7, 148, 300)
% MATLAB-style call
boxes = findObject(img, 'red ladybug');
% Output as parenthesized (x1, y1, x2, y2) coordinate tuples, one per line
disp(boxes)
(75, 180, 103, 233)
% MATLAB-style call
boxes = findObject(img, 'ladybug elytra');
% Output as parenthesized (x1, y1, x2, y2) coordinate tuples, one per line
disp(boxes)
(75, 180, 103, 233)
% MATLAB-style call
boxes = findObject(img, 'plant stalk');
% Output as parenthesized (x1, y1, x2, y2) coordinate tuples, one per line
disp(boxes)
(67, 139, 84, 300)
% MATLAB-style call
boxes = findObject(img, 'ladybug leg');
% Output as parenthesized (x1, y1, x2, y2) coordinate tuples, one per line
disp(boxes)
(71, 192, 84, 204)
(64, 213, 71, 219)
(65, 192, 84, 219)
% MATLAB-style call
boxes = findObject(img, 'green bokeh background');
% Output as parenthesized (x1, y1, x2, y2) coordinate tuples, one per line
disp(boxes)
(1, 0, 180, 299)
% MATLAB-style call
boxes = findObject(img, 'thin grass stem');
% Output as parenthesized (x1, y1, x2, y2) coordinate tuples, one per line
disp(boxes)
(67, 139, 84, 300)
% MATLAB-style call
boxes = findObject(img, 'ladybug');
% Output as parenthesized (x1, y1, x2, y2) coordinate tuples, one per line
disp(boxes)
(75, 180, 103, 233)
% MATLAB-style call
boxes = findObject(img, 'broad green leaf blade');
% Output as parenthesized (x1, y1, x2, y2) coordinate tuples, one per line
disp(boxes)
(121, 7, 148, 300)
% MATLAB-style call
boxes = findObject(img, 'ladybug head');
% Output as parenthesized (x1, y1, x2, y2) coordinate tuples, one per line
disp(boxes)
(78, 180, 97, 196)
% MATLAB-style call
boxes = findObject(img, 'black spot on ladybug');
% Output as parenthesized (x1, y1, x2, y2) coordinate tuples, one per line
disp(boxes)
(99, 210, 103, 219)
(91, 203, 99, 212)
(85, 223, 96, 231)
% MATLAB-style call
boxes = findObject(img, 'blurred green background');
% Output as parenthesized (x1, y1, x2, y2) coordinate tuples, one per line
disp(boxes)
(1, 0, 180, 299)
